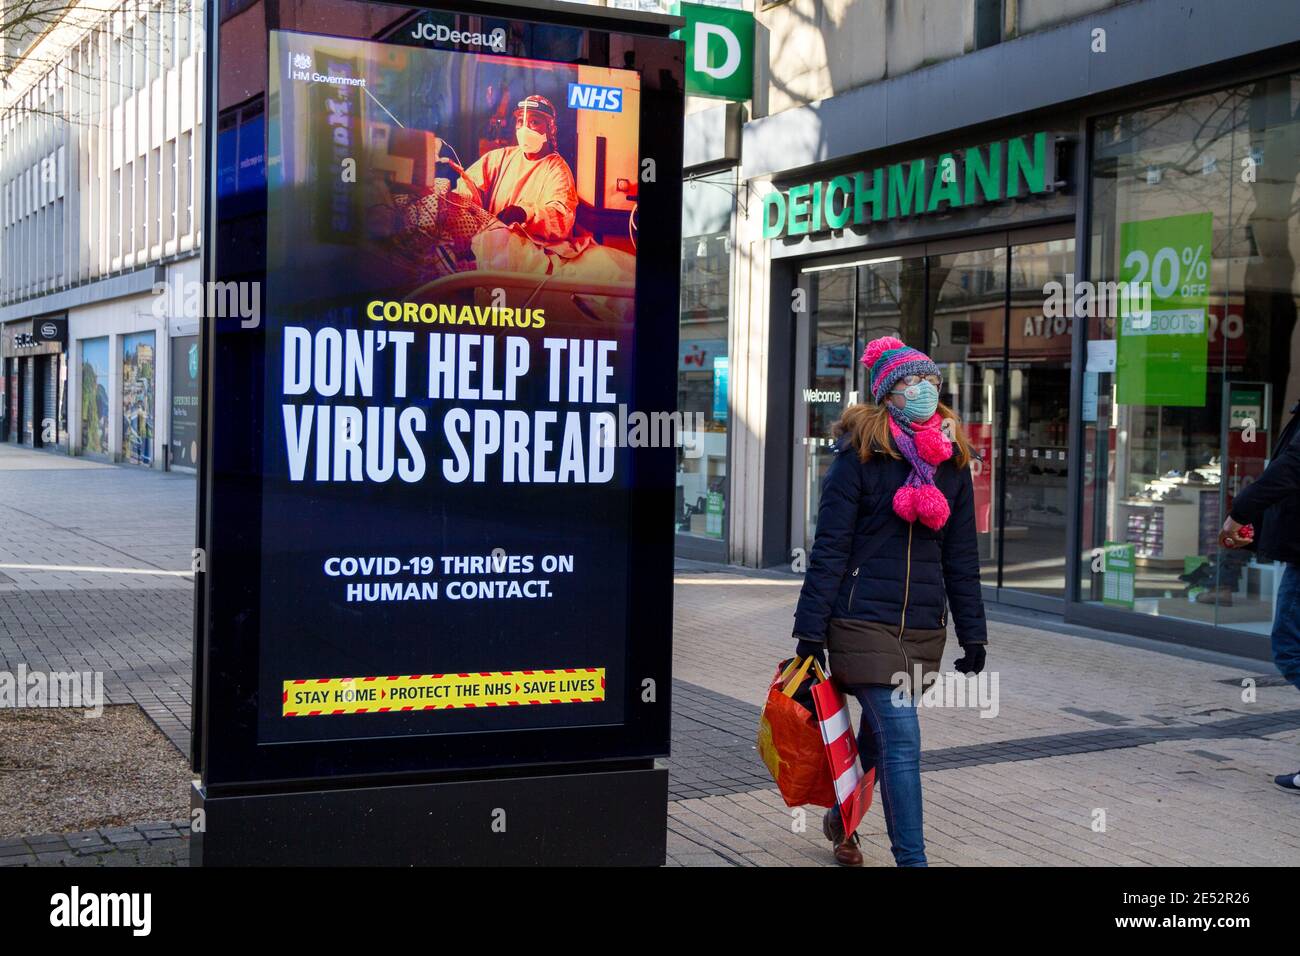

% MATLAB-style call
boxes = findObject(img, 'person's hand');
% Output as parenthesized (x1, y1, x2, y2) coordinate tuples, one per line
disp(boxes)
(1220, 516, 1246, 549)
(497, 205, 527, 226)
(794, 638, 826, 671)
(954, 643, 986, 675)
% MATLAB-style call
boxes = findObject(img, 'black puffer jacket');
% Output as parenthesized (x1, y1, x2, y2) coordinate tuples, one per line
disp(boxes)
(1230, 402, 1300, 565)
(793, 434, 987, 671)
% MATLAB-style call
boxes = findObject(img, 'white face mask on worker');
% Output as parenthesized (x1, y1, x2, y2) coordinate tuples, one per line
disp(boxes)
(516, 126, 545, 154)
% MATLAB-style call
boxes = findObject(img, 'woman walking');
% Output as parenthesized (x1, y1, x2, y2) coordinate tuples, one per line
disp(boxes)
(792, 336, 988, 867)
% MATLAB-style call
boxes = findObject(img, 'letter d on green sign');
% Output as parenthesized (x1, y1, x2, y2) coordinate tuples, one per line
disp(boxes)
(672, 2, 754, 101)
(761, 191, 786, 239)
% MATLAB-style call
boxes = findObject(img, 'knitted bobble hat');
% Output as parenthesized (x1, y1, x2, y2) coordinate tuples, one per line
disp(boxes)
(861, 336, 942, 403)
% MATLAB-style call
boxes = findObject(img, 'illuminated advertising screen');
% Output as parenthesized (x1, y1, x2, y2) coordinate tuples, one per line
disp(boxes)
(198, 2, 682, 785)
(262, 30, 642, 743)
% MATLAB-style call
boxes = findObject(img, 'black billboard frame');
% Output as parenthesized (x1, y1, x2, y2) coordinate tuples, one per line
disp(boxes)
(193, 0, 684, 865)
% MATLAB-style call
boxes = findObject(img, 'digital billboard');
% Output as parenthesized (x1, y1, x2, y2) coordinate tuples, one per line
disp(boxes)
(261, 30, 643, 743)
(197, 1, 684, 790)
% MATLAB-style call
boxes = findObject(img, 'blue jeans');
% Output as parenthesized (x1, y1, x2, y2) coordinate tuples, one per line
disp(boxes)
(1274, 563, 1300, 692)
(849, 685, 927, 867)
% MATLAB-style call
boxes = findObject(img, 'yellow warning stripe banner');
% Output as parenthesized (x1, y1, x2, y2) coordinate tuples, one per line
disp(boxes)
(282, 668, 606, 717)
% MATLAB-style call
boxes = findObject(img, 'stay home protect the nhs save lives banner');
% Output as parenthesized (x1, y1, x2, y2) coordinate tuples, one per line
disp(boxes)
(259, 31, 644, 743)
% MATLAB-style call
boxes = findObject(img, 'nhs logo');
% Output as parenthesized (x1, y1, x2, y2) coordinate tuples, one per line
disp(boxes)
(567, 82, 623, 112)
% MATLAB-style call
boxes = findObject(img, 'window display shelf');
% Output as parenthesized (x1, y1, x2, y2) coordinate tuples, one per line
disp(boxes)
(1119, 495, 1206, 568)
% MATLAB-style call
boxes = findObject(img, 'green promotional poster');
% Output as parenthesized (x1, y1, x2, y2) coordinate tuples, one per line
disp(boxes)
(1117, 212, 1212, 406)
(706, 489, 724, 538)
(1102, 541, 1136, 609)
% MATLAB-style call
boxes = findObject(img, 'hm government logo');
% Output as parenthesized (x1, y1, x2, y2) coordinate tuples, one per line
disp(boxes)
(409, 21, 507, 52)
(567, 82, 623, 113)
(288, 51, 366, 88)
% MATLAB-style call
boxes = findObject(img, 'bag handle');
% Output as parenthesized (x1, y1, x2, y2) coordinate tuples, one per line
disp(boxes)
(781, 655, 827, 696)
(777, 657, 803, 686)
(780, 656, 813, 696)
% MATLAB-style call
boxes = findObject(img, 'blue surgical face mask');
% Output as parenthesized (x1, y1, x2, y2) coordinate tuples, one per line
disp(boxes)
(892, 380, 939, 421)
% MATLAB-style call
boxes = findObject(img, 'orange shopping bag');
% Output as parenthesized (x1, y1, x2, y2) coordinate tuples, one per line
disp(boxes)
(757, 656, 836, 808)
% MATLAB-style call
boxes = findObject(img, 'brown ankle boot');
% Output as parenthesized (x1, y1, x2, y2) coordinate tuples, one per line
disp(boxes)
(832, 832, 863, 866)
(823, 808, 863, 866)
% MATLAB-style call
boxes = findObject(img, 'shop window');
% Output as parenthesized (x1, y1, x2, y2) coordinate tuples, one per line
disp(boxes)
(677, 171, 735, 543)
(79, 337, 111, 458)
(121, 331, 156, 466)
(1083, 72, 1300, 637)
(974, 0, 1004, 50)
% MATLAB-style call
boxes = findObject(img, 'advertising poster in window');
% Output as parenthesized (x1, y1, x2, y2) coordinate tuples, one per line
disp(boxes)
(170, 335, 200, 468)
(121, 331, 155, 466)
(1116, 212, 1212, 407)
(262, 31, 643, 743)
(80, 337, 110, 456)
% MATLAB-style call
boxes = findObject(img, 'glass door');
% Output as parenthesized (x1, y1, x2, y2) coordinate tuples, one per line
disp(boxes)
(1001, 238, 1075, 597)
(793, 266, 856, 554)
(930, 246, 1008, 585)
(792, 234, 1074, 602)
(793, 256, 929, 554)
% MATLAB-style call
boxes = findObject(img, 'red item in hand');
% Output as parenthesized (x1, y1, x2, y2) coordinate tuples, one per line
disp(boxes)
(757, 657, 836, 808)
(811, 677, 875, 837)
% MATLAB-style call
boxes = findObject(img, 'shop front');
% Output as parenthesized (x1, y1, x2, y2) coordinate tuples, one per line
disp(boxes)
(739, 47, 1300, 656)
(764, 126, 1079, 614)
(676, 167, 736, 557)
(791, 229, 1078, 607)
(676, 102, 742, 562)
(1078, 73, 1300, 644)
(1, 316, 68, 450)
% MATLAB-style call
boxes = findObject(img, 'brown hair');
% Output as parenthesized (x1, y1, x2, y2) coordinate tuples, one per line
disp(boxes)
(832, 401, 972, 469)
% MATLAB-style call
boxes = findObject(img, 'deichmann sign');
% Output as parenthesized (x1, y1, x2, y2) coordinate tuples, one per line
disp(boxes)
(673, 2, 753, 101)
(762, 131, 1055, 240)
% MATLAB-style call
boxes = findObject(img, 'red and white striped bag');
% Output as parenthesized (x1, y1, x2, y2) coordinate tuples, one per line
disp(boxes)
(810, 679, 875, 837)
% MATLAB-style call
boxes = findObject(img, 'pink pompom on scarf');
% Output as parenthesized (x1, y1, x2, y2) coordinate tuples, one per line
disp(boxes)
(888, 413, 953, 529)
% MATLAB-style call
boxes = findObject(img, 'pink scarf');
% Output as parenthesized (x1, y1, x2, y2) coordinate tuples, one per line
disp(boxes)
(887, 412, 954, 529)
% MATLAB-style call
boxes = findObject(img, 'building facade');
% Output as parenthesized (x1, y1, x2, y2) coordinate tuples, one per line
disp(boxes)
(680, 0, 1300, 658)
(3, 0, 1296, 658)
(0, 0, 206, 468)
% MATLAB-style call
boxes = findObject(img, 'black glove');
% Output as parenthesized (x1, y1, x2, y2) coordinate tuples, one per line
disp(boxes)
(953, 643, 986, 675)
(497, 204, 527, 226)
(794, 638, 826, 671)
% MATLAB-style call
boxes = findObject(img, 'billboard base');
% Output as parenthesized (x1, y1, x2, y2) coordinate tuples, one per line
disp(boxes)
(191, 764, 667, 866)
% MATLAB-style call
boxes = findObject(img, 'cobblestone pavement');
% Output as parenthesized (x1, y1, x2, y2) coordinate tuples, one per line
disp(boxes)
(3, 444, 1300, 867)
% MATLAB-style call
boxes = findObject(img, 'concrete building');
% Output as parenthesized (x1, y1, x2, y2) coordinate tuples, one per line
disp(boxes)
(1, 0, 205, 468)
(669, 0, 1300, 657)
(4, 0, 1298, 658)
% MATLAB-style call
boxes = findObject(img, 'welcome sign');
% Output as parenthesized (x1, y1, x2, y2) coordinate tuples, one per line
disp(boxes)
(762, 131, 1055, 240)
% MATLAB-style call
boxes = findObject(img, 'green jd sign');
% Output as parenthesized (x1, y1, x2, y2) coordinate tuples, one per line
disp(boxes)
(672, 2, 754, 101)
(762, 131, 1055, 239)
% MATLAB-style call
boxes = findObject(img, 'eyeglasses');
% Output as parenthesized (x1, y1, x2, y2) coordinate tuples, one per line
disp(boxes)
(895, 374, 942, 388)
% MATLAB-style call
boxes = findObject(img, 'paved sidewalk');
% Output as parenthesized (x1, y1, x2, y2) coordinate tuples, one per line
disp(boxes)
(3, 443, 1300, 867)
